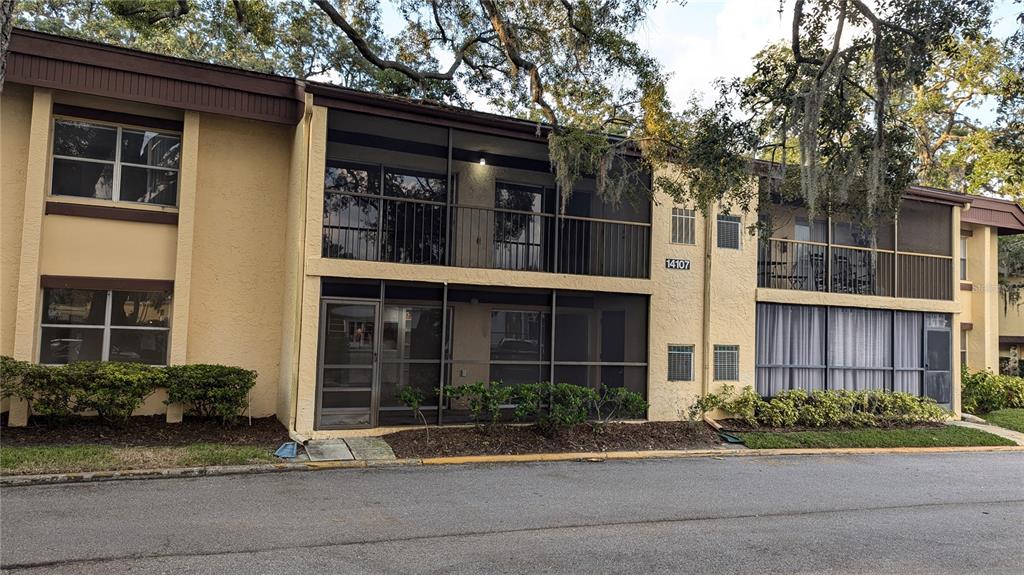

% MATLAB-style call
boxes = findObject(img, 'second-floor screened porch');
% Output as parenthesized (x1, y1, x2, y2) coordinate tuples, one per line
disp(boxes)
(321, 110, 652, 279)
(757, 196, 956, 301)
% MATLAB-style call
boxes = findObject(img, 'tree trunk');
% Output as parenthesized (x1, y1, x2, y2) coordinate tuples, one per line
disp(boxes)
(0, 0, 15, 94)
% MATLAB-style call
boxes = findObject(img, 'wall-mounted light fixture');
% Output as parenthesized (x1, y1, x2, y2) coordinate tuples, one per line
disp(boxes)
(479, 157, 486, 166)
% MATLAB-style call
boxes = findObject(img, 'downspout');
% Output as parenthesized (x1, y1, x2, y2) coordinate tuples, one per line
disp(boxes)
(701, 207, 714, 397)
(290, 88, 314, 445)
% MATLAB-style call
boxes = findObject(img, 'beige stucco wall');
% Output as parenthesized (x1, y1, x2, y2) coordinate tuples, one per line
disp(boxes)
(1, 85, 33, 358)
(184, 113, 292, 417)
(962, 224, 1000, 372)
(39, 215, 178, 279)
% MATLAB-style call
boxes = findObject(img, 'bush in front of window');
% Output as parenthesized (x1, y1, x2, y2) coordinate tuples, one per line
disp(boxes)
(164, 364, 257, 424)
(961, 368, 1024, 414)
(2, 358, 78, 420)
(709, 385, 951, 429)
(66, 362, 164, 425)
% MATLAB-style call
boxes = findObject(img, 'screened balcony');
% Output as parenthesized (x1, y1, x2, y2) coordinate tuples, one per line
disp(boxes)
(322, 110, 651, 279)
(757, 199, 954, 301)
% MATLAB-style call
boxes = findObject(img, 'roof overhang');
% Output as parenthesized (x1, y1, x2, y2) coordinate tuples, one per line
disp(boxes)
(6, 29, 305, 125)
(960, 195, 1024, 235)
(1000, 336, 1024, 345)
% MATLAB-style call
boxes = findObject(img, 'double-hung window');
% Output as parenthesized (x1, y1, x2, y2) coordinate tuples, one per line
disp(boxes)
(39, 288, 171, 365)
(717, 214, 742, 249)
(671, 208, 696, 245)
(50, 117, 181, 206)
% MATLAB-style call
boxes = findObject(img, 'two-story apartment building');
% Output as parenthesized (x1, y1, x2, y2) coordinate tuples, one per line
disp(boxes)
(3, 30, 1023, 436)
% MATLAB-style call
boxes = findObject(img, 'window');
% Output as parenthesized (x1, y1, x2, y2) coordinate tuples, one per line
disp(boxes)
(717, 214, 741, 249)
(51, 118, 181, 206)
(960, 236, 968, 281)
(671, 208, 695, 245)
(39, 288, 171, 365)
(795, 217, 828, 243)
(961, 329, 968, 367)
(713, 345, 739, 380)
(668, 345, 694, 381)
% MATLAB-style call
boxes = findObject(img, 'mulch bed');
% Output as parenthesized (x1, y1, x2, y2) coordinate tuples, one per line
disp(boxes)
(1, 416, 290, 448)
(386, 421, 722, 459)
(717, 418, 947, 433)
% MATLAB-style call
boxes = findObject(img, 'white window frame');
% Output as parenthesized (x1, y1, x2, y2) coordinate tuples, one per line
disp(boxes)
(49, 116, 182, 207)
(667, 344, 694, 381)
(717, 214, 742, 250)
(960, 236, 968, 281)
(39, 289, 172, 365)
(713, 344, 740, 381)
(671, 208, 696, 245)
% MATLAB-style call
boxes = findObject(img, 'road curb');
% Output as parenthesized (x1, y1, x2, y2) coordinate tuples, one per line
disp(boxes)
(3, 445, 1021, 486)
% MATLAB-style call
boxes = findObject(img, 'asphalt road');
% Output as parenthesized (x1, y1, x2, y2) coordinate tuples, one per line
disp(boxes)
(1, 452, 1023, 574)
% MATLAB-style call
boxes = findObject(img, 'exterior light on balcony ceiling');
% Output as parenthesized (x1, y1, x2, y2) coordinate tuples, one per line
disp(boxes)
(479, 157, 486, 165)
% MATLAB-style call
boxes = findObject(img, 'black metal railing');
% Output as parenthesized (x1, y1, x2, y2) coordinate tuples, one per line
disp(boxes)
(324, 194, 651, 279)
(758, 238, 951, 300)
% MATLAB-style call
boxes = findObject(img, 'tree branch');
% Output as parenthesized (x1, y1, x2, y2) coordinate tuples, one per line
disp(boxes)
(312, 0, 491, 82)
(478, 0, 558, 126)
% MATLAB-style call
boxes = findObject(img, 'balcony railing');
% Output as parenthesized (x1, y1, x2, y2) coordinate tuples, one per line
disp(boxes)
(758, 238, 952, 300)
(323, 195, 651, 279)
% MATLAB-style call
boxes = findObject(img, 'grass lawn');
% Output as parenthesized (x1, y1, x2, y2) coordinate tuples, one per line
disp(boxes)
(738, 426, 1016, 449)
(983, 409, 1024, 434)
(0, 443, 277, 476)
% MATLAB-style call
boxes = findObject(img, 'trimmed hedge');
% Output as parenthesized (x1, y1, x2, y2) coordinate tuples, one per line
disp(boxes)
(164, 364, 257, 424)
(707, 385, 950, 428)
(0, 357, 255, 426)
(961, 369, 1024, 414)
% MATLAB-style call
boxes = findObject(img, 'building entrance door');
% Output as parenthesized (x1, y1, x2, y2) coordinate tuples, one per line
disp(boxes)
(317, 301, 379, 428)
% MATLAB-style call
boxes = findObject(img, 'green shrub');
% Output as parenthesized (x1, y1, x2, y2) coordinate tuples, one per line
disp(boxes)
(962, 368, 1024, 414)
(592, 384, 648, 424)
(17, 364, 78, 420)
(69, 362, 162, 425)
(716, 386, 950, 429)
(164, 364, 257, 424)
(443, 381, 514, 431)
(1, 356, 31, 385)
(514, 382, 596, 437)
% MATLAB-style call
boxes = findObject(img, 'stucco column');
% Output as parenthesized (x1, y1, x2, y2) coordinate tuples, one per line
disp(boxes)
(165, 111, 201, 423)
(9, 88, 53, 427)
(293, 104, 328, 436)
(968, 225, 999, 372)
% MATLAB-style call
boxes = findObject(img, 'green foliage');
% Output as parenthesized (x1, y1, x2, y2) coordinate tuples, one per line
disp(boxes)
(443, 382, 514, 432)
(513, 382, 595, 438)
(164, 364, 256, 424)
(14, 364, 78, 420)
(716, 386, 950, 429)
(0, 359, 256, 426)
(982, 408, 1024, 433)
(592, 384, 648, 424)
(961, 368, 1024, 414)
(397, 385, 430, 436)
(67, 362, 162, 425)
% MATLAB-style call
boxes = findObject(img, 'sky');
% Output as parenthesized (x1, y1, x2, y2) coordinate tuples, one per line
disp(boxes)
(635, 0, 1022, 109)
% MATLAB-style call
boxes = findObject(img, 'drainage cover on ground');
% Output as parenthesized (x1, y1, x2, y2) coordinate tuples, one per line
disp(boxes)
(304, 440, 355, 461)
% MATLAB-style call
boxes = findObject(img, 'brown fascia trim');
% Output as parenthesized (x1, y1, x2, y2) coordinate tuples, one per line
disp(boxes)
(8, 29, 304, 125)
(960, 282, 973, 292)
(1000, 335, 1024, 345)
(961, 195, 1024, 235)
(53, 103, 184, 132)
(46, 201, 179, 225)
(961, 322, 974, 330)
(961, 228, 974, 237)
(41, 275, 174, 292)
(904, 186, 971, 207)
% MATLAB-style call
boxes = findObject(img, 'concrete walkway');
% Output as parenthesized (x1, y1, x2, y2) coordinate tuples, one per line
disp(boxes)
(950, 419, 1024, 445)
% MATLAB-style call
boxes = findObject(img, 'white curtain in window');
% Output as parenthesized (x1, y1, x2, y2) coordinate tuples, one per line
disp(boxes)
(828, 307, 892, 390)
(756, 304, 826, 395)
(893, 312, 923, 394)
